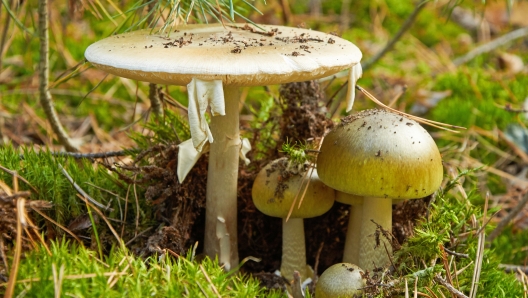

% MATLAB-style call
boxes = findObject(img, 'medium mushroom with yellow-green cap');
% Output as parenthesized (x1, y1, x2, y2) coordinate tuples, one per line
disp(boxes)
(317, 109, 443, 271)
(85, 23, 362, 270)
(315, 263, 366, 298)
(252, 157, 335, 281)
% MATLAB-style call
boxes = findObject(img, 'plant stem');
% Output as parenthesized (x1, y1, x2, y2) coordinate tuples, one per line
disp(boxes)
(203, 86, 240, 271)
(38, 0, 78, 152)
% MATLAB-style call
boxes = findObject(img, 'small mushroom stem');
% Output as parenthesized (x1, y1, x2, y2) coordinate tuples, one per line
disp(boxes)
(204, 86, 240, 271)
(343, 203, 363, 264)
(358, 197, 392, 271)
(281, 218, 308, 281)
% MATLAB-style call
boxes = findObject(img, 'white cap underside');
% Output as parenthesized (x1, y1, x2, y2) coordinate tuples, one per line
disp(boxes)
(85, 24, 362, 86)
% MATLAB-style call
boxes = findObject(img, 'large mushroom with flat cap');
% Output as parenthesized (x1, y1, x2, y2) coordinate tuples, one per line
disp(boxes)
(85, 23, 362, 270)
(317, 109, 443, 271)
(252, 157, 335, 281)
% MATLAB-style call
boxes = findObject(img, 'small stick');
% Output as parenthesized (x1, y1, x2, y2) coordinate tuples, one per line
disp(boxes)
(433, 275, 469, 298)
(58, 163, 112, 211)
(499, 264, 528, 274)
(41, 149, 140, 160)
(443, 248, 469, 259)
(453, 27, 528, 66)
(4, 198, 25, 298)
(199, 264, 221, 298)
(362, 1, 429, 71)
(439, 245, 455, 298)
(313, 242, 324, 279)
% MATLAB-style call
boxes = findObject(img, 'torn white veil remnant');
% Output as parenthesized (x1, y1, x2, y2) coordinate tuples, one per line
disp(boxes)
(187, 78, 225, 152)
(345, 63, 363, 112)
(177, 138, 252, 183)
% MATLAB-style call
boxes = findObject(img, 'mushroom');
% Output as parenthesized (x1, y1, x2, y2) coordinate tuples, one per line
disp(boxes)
(316, 109, 443, 271)
(85, 23, 362, 270)
(252, 157, 335, 281)
(315, 263, 366, 298)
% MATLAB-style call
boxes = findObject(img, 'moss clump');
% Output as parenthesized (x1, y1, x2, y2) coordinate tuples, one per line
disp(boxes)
(12, 240, 282, 297)
(392, 170, 525, 297)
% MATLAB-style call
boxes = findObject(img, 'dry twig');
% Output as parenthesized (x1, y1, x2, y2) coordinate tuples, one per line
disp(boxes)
(453, 26, 528, 66)
(38, 0, 78, 151)
(362, 1, 428, 71)
(58, 163, 113, 211)
(433, 275, 469, 298)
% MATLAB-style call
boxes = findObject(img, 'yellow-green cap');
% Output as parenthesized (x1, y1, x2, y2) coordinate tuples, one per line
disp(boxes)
(317, 109, 443, 199)
(252, 158, 335, 218)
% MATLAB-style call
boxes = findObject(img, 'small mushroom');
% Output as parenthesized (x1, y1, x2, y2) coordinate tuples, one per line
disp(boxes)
(85, 24, 361, 270)
(315, 263, 366, 298)
(317, 109, 443, 271)
(252, 157, 335, 281)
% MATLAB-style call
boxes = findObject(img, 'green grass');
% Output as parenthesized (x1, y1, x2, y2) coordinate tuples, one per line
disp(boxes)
(10, 239, 281, 297)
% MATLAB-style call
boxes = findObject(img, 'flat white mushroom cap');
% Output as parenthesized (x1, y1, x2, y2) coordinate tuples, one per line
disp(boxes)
(84, 24, 362, 87)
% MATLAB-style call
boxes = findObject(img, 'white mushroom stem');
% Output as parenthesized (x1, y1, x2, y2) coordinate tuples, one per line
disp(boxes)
(281, 218, 308, 281)
(336, 191, 363, 264)
(343, 204, 363, 264)
(358, 197, 392, 271)
(204, 86, 240, 271)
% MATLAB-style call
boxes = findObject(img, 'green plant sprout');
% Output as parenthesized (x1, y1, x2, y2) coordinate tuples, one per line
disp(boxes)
(280, 140, 315, 166)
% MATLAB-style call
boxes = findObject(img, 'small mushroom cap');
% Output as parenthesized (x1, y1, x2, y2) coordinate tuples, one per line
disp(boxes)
(315, 263, 366, 298)
(84, 24, 361, 86)
(317, 109, 443, 200)
(252, 158, 335, 218)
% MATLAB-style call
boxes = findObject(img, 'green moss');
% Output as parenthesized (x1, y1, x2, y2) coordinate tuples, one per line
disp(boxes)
(13, 240, 282, 297)
(394, 170, 525, 297)
(0, 144, 150, 231)
(492, 226, 528, 265)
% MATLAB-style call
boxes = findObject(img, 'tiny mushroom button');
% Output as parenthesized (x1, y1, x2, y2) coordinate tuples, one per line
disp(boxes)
(85, 23, 362, 270)
(315, 263, 366, 298)
(316, 109, 443, 272)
